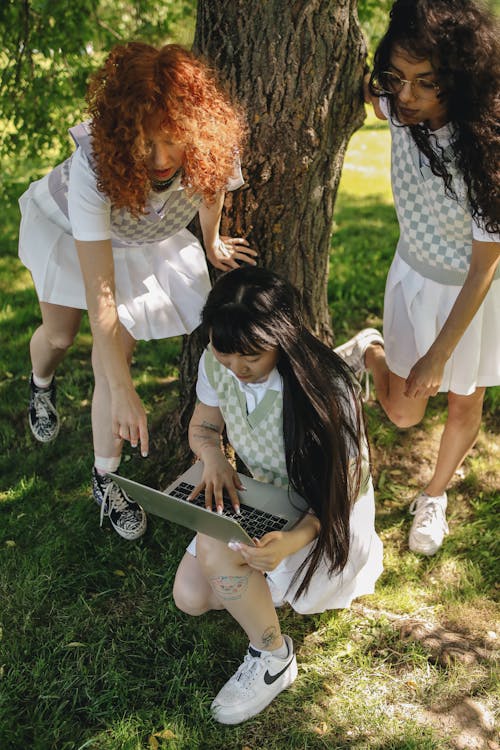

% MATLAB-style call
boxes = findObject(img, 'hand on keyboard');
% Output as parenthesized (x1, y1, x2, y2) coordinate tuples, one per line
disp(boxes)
(187, 453, 244, 514)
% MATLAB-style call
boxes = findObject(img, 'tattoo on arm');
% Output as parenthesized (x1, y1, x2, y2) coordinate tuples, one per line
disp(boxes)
(210, 574, 250, 600)
(190, 420, 223, 454)
(201, 420, 220, 433)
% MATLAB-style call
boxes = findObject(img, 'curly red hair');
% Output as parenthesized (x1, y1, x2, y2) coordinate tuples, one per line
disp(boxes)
(86, 42, 247, 215)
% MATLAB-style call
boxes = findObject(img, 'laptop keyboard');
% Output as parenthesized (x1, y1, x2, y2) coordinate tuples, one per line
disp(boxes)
(169, 481, 288, 539)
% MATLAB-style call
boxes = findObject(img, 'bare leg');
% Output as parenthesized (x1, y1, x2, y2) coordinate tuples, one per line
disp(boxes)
(182, 534, 283, 651)
(365, 343, 428, 428)
(425, 388, 485, 496)
(30, 302, 82, 378)
(173, 551, 225, 615)
(91, 324, 137, 461)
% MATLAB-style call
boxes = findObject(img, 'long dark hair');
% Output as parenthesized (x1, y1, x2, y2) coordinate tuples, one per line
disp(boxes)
(370, 0, 500, 232)
(201, 266, 366, 600)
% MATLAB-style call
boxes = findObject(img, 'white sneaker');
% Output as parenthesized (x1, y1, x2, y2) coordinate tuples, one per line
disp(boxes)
(334, 328, 384, 400)
(211, 634, 297, 725)
(409, 492, 449, 555)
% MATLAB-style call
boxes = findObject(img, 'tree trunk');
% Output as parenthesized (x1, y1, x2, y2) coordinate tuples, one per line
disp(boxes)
(194, 0, 366, 336)
(170, 0, 366, 466)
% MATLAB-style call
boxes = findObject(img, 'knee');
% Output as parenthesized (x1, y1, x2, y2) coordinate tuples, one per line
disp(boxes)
(385, 407, 423, 429)
(45, 330, 76, 353)
(172, 583, 209, 617)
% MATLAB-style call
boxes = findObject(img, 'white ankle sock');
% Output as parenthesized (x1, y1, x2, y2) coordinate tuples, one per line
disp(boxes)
(32, 372, 54, 388)
(94, 456, 121, 473)
(251, 638, 288, 659)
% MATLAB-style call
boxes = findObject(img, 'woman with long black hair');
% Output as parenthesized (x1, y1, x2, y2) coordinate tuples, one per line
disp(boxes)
(172, 266, 383, 724)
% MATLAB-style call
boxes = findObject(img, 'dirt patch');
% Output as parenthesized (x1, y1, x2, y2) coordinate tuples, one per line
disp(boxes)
(352, 602, 499, 748)
(420, 697, 498, 750)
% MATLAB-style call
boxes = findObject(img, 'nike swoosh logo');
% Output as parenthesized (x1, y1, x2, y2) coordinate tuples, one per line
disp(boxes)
(263, 656, 294, 685)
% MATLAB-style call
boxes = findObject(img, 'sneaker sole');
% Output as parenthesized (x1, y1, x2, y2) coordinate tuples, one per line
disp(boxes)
(409, 538, 442, 556)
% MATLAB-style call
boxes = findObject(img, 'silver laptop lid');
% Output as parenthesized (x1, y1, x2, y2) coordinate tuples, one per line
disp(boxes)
(109, 462, 307, 546)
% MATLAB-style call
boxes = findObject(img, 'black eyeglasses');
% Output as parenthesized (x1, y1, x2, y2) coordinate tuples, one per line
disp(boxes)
(375, 71, 440, 100)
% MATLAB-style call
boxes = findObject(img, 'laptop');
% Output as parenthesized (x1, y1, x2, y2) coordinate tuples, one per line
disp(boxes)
(108, 462, 308, 547)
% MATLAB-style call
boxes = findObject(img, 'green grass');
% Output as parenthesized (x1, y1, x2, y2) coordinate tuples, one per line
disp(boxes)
(0, 111, 498, 750)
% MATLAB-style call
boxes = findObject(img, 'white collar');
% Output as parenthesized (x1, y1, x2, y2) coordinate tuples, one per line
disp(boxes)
(228, 366, 282, 393)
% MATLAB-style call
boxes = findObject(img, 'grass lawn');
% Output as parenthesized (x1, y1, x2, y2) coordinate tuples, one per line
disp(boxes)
(0, 112, 498, 750)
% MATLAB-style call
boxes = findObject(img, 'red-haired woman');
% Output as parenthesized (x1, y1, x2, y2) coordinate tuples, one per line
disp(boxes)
(19, 42, 255, 540)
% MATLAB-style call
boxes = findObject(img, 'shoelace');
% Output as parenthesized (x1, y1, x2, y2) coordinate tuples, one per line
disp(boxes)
(33, 390, 56, 422)
(234, 653, 263, 690)
(99, 479, 137, 528)
(409, 497, 449, 532)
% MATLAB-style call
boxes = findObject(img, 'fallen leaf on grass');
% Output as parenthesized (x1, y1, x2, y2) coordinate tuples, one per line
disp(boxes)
(5, 540, 16, 547)
(66, 642, 86, 648)
(313, 722, 328, 735)
(113, 569, 126, 577)
(322, 682, 336, 696)
(148, 729, 176, 746)
(154, 730, 176, 740)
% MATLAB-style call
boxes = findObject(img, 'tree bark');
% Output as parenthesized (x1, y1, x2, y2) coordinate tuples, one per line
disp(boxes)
(170, 0, 367, 466)
(194, 0, 366, 336)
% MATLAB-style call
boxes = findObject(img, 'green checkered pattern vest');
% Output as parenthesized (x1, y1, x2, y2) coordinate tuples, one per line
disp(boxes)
(204, 349, 289, 488)
(388, 115, 500, 285)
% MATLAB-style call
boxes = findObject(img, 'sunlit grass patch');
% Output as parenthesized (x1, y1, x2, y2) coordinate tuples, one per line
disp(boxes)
(0, 103, 498, 750)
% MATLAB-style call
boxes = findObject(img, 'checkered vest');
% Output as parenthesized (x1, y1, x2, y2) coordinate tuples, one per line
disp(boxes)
(204, 349, 289, 488)
(389, 120, 499, 285)
(47, 122, 201, 247)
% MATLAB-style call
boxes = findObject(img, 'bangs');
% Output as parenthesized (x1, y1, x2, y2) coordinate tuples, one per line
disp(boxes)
(207, 305, 277, 355)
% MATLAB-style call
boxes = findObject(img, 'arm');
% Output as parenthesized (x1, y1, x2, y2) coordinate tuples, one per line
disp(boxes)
(75, 238, 148, 453)
(188, 400, 244, 512)
(229, 512, 321, 572)
(405, 239, 500, 398)
(198, 192, 257, 271)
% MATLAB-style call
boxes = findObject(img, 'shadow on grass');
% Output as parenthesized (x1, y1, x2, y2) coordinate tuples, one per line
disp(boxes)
(1, 173, 497, 750)
(0, 481, 448, 749)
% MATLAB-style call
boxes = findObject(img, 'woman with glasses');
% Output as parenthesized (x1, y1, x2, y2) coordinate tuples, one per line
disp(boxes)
(336, 0, 499, 555)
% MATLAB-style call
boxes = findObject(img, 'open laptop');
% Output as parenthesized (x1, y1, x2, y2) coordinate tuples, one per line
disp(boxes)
(108, 462, 308, 547)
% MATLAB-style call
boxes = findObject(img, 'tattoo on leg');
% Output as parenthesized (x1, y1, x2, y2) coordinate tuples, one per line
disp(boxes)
(261, 626, 279, 649)
(210, 575, 249, 600)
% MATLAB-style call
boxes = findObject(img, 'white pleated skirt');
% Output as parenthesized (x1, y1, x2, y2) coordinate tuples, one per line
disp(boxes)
(383, 253, 500, 395)
(186, 478, 384, 615)
(18, 177, 211, 341)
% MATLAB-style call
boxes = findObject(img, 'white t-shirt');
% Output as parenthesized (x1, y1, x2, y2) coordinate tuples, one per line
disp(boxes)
(67, 147, 111, 241)
(67, 147, 174, 242)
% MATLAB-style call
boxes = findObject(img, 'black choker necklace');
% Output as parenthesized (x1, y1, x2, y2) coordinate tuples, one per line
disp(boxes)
(151, 170, 180, 192)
